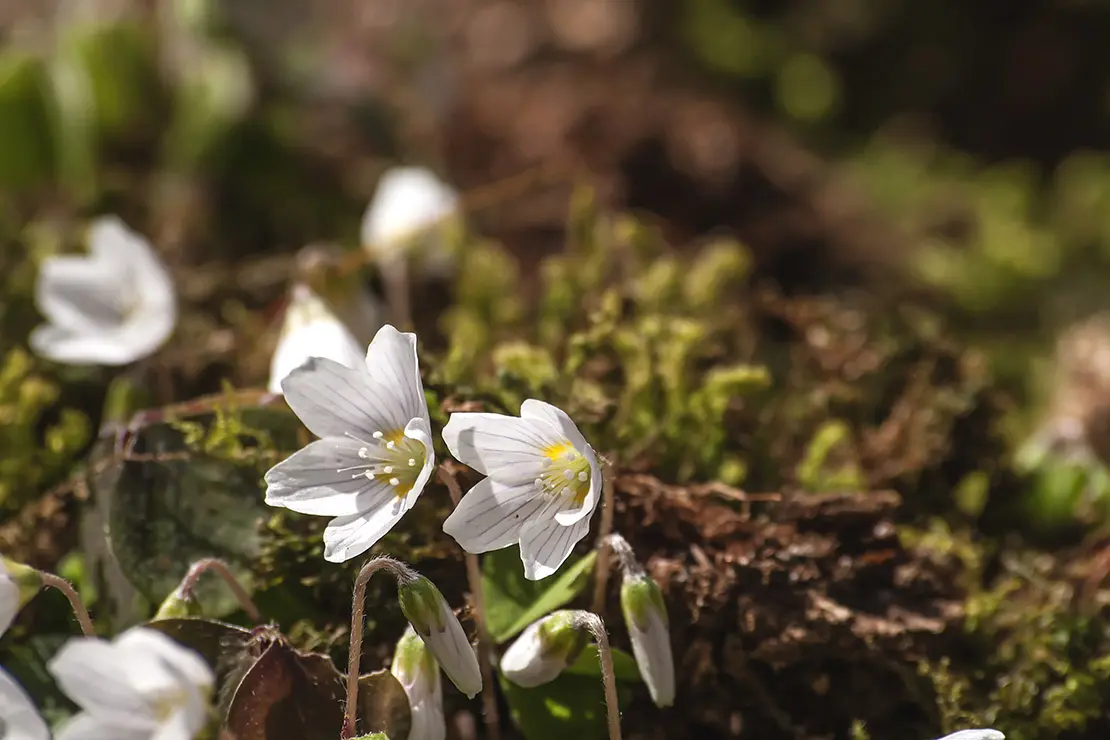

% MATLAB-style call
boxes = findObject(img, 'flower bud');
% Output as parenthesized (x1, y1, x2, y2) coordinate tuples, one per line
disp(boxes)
(934, 731, 1005, 740)
(391, 626, 445, 740)
(398, 575, 482, 698)
(620, 573, 674, 707)
(0, 558, 42, 638)
(500, 610, 587, 688)
(152, 585, 204, 620)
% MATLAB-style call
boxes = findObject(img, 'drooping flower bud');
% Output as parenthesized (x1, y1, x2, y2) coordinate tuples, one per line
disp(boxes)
(152, 583, 204, 620)
(398, 575, 482, 698)
(0, 558, 42, 638)
(619, 568, 675, 707)
(500, 610, 587, 688)
(391, 625, 445, 740)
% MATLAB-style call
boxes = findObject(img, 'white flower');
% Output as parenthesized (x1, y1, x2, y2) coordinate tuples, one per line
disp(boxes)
(360, 166, 459, 267)
(264, 324, 435, 563)
(0, 560, 20, 639)
(48, 626, 215, 740)
(30, 216, 176, 366)
(933, 731, 1005, 740)
(267, 283, 367, 394)
(0, 667, 49, 740)
(391, 625, 445, 740)
(442, 399, 601, 580)
(500, 611, 584, 688)
(397, 575, 483, 699)
(620, 573, 674, 707)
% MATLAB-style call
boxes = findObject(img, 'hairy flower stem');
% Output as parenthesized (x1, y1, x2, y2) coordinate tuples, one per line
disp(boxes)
(37, 572, 95, 636)
(178, 558, 262, 623)
(604, 533, 644, 579)
(382, 257, 413, 331)
(591, 461, 617, 616)
(570, 611, 622, 740)
(342, 556, 418, 740)
(438, 464, 502, 740)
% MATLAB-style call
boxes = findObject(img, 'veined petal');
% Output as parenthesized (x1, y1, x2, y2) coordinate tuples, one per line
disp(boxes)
(55, 713, 150, 740)
(442, 413, 563, 483)
(518, 513, 592, 581)
(403, 416, 437, 504)
(265, 437, 395, 516)
(0, 668, 50, 740)
(625, 604, 674, 707)
(442, 477, 548, 553)
(520, 399, 602, 527)
(281, 357, 406, 441)
(361, 166, 459, 258)
(364, 324, 429, 425)
(322, 500, 411, 563)
(421, 598, 482, 698)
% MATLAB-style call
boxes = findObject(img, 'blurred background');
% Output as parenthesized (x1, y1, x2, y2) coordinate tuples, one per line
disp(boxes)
(6, 0, 1110, 738)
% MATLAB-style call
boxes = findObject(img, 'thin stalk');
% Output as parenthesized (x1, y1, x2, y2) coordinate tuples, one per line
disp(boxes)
(438, 464, 502, 740)
(178, 558, 262, 623)
(591, 461, 617, 616)
(38, 572, 95, 636)
(382, 256, 413, 331)
(604, 533, 643, 580)
(342, 556, 417, 740)
(570, 611, 622, 740)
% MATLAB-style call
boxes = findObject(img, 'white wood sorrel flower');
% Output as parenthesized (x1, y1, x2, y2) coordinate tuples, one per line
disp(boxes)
(500, 611, 585, 688)
(48, 626, 215, 740)
(934, 731, 1005, 740)
(264, 324, 435, 562)
(391, 625, 446, 740)
(0, 667, 49, 740)
(267, 283, 366, 394)
(30, 216, 176, 366)
(442, 399, 602, 580)
(361, 166, 459, 268)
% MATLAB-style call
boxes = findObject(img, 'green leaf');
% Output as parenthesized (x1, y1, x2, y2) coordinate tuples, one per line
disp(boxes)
(500, 667, 632, 740)
(563, 645, 642, 683)
(483, 549, 597, 643)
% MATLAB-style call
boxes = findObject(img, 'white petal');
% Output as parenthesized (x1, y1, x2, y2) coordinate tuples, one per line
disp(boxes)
(442, 478, 548, 553)
(520, 400, 602, 527)
(268, 286, 365, 394)
(499, 620, 567, 688)
(89, 217, 176, 319)
(628, 610, 675, 707)
(322, 501, 410, 563)
(391, 627, 445, 740)
(0, 569, 18, 638)
(48, 637, 155, 720)
(361, 166, 459, 256)
(442, 413, 562, 483)
(113, 627, 214, 697)
(281, 357, 405, 441)
(0, 667, 50, 740)
(404, 416, 438, 505)
(518, 513, 592, 581)
(29, 322, 168, 367)
(55, 713, 150, 740)
(264, 437, 396, 516)
(151, 706, 199, 740)
(35, 255, 126, 333)
(934, 732, 1005, 740)
(364, 324, 429, 425)
(421, 600, 481, 699)
(406, 669, 445, 740)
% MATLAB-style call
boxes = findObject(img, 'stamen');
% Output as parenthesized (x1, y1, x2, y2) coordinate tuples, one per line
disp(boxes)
(383, 466, 393, 474)
(373, 431, 384, 439)
(389, 477, 401, 487)
(358, 447, 370, 459)
(364, 471, 375, 480)
(563, 469, 574, 480)
(408, 458, 416, 466)
(386, 441, 396, 450)
(578, 471, 588, 482)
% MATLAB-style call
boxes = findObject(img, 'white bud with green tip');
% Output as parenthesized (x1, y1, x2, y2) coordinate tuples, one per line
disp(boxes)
(613, 535, 675, 708)
(500, 610, 587, 688)
(392, 625, 445, 740)
(0, 557, 42, 638)
(398, 575, 482, 698)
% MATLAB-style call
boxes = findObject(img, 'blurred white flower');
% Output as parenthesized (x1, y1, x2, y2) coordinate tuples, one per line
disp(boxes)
(0, 667, 49, 740)
(442, 399, 601, 580)
(267, 283, 366, 394)
(264, 324, 435, 562)
(48, 626, 214, 740)
(30, 216, 176, 366)
(397, 575, 483, 698)
(500, 611, 584, 688)
(0, 560, 20, 639)
(933, 731, 1005, 740)
(391, 625, 445, 740)
(360, 166, 459, 269)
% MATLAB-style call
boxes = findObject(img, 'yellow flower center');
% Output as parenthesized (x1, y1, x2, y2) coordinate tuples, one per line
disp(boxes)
(534, 441, 591, 506)
(349, 427, 427, 498)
